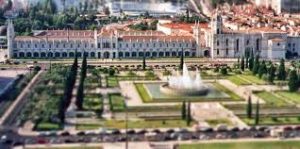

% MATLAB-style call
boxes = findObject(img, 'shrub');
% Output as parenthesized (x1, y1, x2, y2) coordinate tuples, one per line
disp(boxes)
(214, 67, 219, 73)
(102, 68, 108, 74)
(145, 71, 155, 77)
(235, 69, 242, 74)
(127, 70, 136, 77)
(162, 69, 172, 76)
(108, 68, 115, 76)
(34, 66, 41, 72)
(271, 117, 278, 122)
(262, 74, 268, 81)
(220, 67, 228, 75)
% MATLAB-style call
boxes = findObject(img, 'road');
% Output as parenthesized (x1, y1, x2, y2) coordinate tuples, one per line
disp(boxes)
(0, 125, 299, 149)
(0, 70, 43, 126)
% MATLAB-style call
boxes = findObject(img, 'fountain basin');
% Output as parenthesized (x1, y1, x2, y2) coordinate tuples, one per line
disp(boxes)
(160, 83, 209, 96)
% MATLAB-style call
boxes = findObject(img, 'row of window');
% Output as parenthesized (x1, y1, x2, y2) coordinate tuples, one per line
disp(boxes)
(16, 42, 196, 49)
(288, 43, 297, 48)
(15, 43, 95, 49)
(216, 49, 229, 55)
(14, 51, 196, 58)
(216, 39, 260, 51)
(99, 42, 195, 49)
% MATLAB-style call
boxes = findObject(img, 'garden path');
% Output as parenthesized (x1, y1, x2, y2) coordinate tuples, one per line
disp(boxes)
(192, 102, 248, 128)
(97, 73, 120, 119)
(217, 80, 265, 104)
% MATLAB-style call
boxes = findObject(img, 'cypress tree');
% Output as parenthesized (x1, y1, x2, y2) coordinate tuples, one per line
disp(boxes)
(186, 101, 191, 126)
(142, 49, 146, 70)
(258, 60, 267, 78)
(246, 57, 249, 69)
(180, 48, 184, 70)
(76, 80, 84, 110)
(246, 96, 252, 119)
(278, 58, 286, 81)
(181, 101, 186, 120)
(241, 56, 245, 71)
(268, 64, 276, 84)
(249, 50, 254, 71)
(288, 69, 298, 92)
(81, 52, 87, 79)
(255, 100, 260, 125)
(59, 53, 79, 123)
(76, 53, 87, 110)
(252, 55, 260, 75)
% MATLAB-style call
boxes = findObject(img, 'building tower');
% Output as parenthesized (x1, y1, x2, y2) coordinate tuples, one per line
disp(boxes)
(7, 19, 15, 59)
(211, 11, 223, 35)
(193, 21, 202, 57)
(210, 10, 223, 59)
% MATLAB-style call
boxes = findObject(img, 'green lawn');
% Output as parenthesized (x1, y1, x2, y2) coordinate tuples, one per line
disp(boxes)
(106, 77, 119, 87)
(83, 95, 102, 111)
(276, 91, 300, 104)
(227, 75, 251, 85)
(106, 75, 158, 87)
(243, 116, 300, 125)
(35, 122, 61, 131)
(255, 91, 290, 107)
(179, 141, 300, 149)
(241, 75, 266, 85)
(108, 93, 126, 111)
(212, 83, 241, 100)
(76, 119, 195, 130)
(227, 74, 266, 86)
(135, 83, 152, 102)
(206, 119, 233, 127)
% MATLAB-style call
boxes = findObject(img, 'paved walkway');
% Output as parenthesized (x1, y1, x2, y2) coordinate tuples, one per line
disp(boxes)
(217, 79, 266, 104)
(192, 102, 248, 128)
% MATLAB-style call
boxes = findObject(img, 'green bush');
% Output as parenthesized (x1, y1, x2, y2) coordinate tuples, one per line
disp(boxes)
(214, 67, 219, 73)
(163, 69, 172, 76)
(127, 70, 137, 77)
(145, 71, 155, 77)
(220, 67, 228, 75)
(108, 68, 115, 76)
(235, 69, 242, 74)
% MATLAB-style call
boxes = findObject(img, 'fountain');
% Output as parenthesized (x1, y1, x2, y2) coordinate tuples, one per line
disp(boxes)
(160, 63, 209, 96)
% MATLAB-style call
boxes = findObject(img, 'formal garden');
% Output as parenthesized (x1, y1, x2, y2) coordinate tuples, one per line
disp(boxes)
(11, 50, 300, 132)
(220, 54, 300, 126)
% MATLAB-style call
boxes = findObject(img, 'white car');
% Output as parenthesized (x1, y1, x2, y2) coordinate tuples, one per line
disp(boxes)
(0, 135, 7, 143)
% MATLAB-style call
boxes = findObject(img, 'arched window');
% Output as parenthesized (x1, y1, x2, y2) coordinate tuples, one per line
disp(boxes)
(256, 39, 260, 51)
(236, 39, 239, 51)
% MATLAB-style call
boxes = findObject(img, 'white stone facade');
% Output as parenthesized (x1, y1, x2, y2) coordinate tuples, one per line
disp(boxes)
(6, 14, 300, 60)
